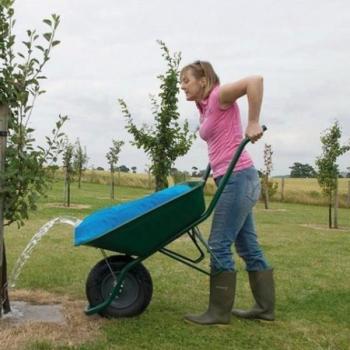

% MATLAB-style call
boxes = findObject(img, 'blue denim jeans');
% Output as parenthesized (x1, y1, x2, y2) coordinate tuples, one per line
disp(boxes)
(209, 166, 270, 272)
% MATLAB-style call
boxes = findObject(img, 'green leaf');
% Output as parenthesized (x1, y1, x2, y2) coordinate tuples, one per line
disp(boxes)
(22, 41, 31, 49)
(35, 45, 45, 52)
(52, 40, 60, 47)
(43, 33, 52, 42)
(43, 19, 52, 26)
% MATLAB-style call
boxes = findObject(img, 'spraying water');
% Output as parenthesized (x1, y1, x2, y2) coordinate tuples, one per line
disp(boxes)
(9, 216, 82, 289)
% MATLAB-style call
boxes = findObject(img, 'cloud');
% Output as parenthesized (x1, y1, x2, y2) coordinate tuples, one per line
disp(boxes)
(12, 0, 350, 175)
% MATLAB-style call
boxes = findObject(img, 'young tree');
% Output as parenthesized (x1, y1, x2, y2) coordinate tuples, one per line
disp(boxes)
(106, 140, 124, 200)
(0, 2, 66, 316)
(131, 166, 137, 174)
(63, 141, 74, 207)
(144, 163, 153, 189)
(261, 144, 274, 209)
(316, 121, 350, 228)
(119, 41, 195, 191)
(73, 138, 88, 189)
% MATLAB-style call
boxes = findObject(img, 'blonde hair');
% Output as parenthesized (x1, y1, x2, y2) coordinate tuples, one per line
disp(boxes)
(180, 60, 220, 97)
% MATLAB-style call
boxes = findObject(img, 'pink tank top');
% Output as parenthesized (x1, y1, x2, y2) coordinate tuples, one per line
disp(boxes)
(196, 85, 253, 178)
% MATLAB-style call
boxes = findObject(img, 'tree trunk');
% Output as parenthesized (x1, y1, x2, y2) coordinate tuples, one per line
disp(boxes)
(0, 104, 11, 316)
(64, 165, 71, 207)
(148, 170, 152, 189)
(264, 175, 269, 209)
(110, 169, 115, 200)
(78, 169, 82, 189)
(155, 174, 168, 192)
(333, 180, 338, 229)
(154, 149, 169, 191)
(67, 179, 71, 207)
(347, 181, 350, 208)
(328, 192, 332, 229)
(64, 165, 68, 206)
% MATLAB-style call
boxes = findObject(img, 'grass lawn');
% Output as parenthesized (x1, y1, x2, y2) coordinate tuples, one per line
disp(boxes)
(3, 181, 350, 350)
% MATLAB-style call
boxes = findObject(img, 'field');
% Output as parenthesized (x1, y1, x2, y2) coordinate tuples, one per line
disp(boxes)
(2, 180, 350, 350)
(54, 170, 350, 208)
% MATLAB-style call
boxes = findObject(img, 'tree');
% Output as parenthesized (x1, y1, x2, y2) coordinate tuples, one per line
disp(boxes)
(118, 165, 129, 173)
(197, 169, 207, 178)
(73, 138, 88, 189)
(191, 166, 198, 177)
(261, 144, 277, 209)
(119, 41, 195, 191)
(131, 166, 137, 174)
(316, 121, 350, 228)
(289, 162, 317, 178)
(106, 140, 124, 200)
(0, 2, 66, 316)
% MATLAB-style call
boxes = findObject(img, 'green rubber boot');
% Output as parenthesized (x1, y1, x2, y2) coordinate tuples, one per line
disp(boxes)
(232, 269, 275, 321)
(184, 271, 236, 325)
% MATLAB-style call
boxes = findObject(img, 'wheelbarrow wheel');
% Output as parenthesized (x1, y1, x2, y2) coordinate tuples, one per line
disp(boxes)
(85, 255, 153, 318)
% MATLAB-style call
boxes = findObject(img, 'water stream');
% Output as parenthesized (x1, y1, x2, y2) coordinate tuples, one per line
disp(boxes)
(9, 216, 82, 289)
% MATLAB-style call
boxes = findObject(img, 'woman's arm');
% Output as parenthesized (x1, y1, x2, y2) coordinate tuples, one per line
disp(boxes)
(219, 76, 264, 143)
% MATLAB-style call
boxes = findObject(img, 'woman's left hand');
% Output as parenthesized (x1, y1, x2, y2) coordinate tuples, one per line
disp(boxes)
(245, 123, 263, 143)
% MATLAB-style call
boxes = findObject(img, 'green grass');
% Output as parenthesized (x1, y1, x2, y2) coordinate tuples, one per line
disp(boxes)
(5, 181, 350, 350)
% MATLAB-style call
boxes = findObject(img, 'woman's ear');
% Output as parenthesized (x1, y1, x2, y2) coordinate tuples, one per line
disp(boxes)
(200, 77, 207, 88)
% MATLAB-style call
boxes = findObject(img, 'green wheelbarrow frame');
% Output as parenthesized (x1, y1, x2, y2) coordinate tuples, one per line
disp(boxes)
(82, 130, 265, 316)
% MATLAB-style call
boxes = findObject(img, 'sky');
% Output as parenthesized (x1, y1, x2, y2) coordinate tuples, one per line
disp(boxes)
(11, 0, 350, 175)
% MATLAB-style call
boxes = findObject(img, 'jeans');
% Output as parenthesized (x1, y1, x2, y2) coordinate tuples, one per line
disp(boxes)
(208, 166, 270, 272)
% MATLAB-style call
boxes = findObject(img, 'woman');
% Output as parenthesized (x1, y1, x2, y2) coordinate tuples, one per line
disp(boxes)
(180, 61, 275, 326)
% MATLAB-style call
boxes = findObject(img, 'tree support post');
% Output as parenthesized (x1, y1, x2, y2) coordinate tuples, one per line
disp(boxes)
(334, 178, 339, 229)
(281, 177, 285, 201)
(0, 104, 10, 316)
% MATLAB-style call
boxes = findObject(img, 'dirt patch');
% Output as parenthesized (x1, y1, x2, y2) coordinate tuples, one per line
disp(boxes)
(45, 203, 91, 209)
(0, 289, 106, 349)
(300, 224, 350, 232)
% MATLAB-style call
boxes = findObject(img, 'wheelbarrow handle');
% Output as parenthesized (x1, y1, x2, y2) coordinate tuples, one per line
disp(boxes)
(201, 125, 267, 220)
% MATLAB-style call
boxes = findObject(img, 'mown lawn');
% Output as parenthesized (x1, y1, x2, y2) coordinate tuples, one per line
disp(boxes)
(4, 181, 350, 350)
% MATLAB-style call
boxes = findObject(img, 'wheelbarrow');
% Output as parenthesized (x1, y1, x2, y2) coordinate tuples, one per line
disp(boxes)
(74, 128, 266, 318)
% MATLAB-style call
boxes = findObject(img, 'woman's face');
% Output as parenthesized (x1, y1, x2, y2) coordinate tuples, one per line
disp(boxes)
(180, 69, 205, 102)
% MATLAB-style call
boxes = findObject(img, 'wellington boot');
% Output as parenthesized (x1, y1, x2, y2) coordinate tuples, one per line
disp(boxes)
(184, 271, 236, 325)
(232, 269, 275, 321)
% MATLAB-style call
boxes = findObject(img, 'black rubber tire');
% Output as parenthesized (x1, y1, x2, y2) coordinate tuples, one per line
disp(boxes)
(85, 255, 153, 318)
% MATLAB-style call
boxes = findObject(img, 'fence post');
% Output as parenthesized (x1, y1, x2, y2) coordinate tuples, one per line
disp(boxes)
(281, 177, 285, 201)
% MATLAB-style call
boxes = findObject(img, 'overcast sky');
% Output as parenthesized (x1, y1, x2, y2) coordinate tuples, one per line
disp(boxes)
(12, 0, 350, 175)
